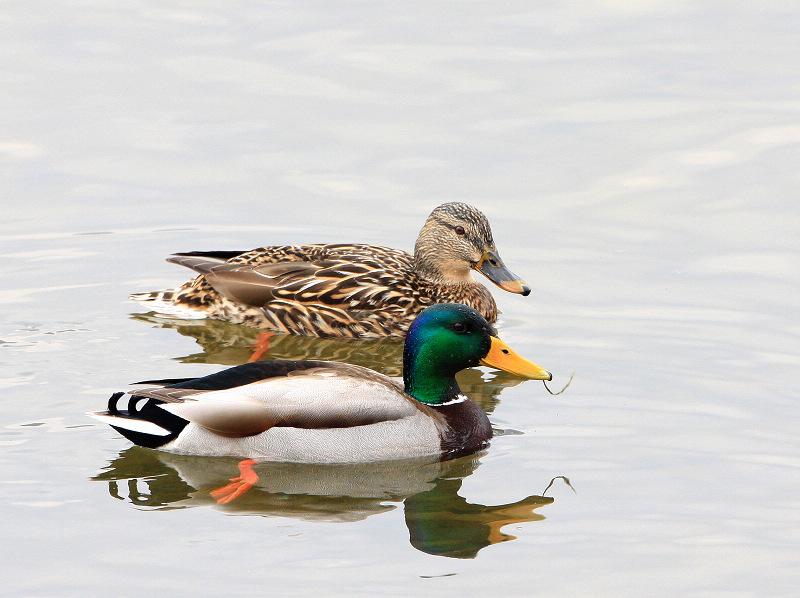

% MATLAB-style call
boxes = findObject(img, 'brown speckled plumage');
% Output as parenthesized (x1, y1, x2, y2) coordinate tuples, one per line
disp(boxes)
(131, 203, 526, 338)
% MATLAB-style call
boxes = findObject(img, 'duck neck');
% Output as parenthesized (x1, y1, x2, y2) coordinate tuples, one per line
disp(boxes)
(403, 345, 463, 406)
(413, 239, 473, 286)
(414, 256, 473, 286)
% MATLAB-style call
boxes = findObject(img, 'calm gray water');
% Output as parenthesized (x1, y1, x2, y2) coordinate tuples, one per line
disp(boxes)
(2, 2, 799, 596)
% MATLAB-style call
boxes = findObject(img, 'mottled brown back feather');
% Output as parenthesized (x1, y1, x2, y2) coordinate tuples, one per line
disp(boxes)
(162, 243, 497, 338)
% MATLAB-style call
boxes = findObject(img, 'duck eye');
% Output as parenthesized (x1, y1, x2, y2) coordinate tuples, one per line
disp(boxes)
(452, 322, 466, 332)
(454, 226, 466, 236)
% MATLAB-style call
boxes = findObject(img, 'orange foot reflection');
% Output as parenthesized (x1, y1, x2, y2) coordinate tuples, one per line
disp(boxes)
(210, 459, 259, 504)
(248, 332, 275, 362)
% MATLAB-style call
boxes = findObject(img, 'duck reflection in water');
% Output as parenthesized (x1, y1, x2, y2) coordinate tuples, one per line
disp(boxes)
(93, 447, 569, 559)
(132, 313, 406, 373)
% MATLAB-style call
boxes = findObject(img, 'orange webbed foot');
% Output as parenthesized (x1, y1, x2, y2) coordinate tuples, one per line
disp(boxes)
(248, 332, 275, 362)
(210, 459, 259, 505)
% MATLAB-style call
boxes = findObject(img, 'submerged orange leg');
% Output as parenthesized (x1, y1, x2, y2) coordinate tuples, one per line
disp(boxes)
(248, 331, 275, 362)
(210, 459, 259, 505)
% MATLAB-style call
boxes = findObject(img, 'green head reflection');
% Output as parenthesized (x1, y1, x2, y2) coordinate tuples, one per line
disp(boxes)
(92, 447, 568, 559)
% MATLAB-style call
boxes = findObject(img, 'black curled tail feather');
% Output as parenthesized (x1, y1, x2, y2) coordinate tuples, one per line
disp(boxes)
(108, 391, 125, 413)
(101, 392, 189, 449)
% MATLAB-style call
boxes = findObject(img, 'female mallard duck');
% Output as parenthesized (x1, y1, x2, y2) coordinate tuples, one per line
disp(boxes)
(90, 304, 551, 464)
(131, 202, 530, 338)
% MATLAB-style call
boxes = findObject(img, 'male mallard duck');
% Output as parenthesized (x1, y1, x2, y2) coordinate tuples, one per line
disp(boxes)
(131, 202, 530, 338)
(90, 304, 551, 464)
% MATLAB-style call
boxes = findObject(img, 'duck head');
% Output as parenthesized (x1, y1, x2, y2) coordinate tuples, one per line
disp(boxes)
(403, 303, 550, 405)
(413, 202, 531, 295)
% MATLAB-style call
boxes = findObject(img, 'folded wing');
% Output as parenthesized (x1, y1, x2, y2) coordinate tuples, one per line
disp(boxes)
(151, 364, 419, 438)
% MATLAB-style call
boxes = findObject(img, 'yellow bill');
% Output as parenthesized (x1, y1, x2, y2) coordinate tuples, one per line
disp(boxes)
(480, 336, 552, 380)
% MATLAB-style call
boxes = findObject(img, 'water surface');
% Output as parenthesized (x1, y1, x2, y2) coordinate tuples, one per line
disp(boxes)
(2, 2, 799, 596)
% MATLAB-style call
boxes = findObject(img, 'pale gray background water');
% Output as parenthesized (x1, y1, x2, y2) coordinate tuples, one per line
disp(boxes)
(2, 1, 799, 596)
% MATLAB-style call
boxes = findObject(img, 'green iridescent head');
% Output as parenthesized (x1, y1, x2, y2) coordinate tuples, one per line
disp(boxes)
(403, 304, 551, 405)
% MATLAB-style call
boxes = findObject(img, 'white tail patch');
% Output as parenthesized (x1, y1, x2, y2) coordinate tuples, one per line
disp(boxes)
(131, 296, 209, 320)
(87, 412, 172, 436)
